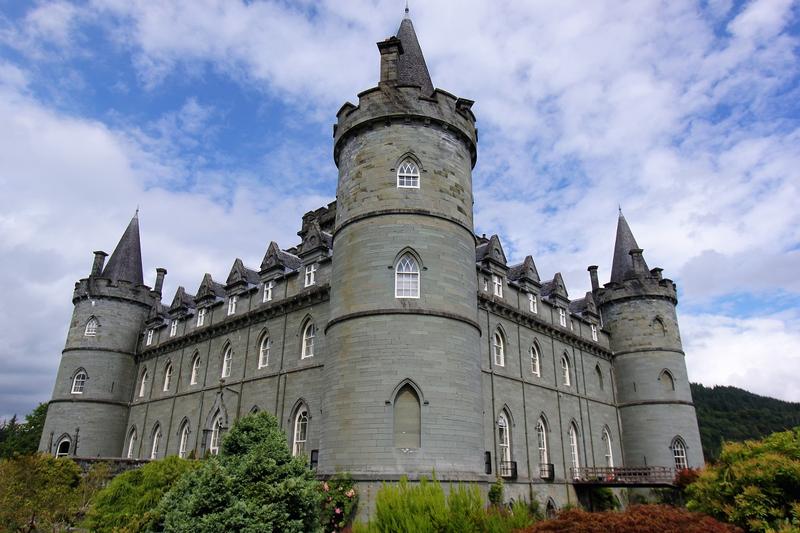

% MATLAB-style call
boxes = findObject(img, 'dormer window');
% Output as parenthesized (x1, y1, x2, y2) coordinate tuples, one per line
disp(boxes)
(492, 275, 503, 298)
(196, 308, 206, 327)
(170, 320, 178, 337)
(304, 264, 317, 287)
(558, 308, 567, 327)
(263, 281, 274, 303)
(146, 329, 154, 346)
(227, 295, 237, 316)
(528, 293, 538, 314)
(591, 324, 598, 341)
(397, 160, 419, 188)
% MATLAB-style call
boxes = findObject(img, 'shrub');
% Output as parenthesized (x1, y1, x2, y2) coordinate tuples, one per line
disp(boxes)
(524, 504, 741, 533)
(156, 411, 322, 533)
(320, 473, 359, 532)
(83, 456, 199, 532)
(488, 477, 504, 506)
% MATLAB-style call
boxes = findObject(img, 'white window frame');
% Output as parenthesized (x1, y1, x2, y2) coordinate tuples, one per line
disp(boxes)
(672, 438, 688, 470)
(492, 274, 503, 297)
(493, 331, 505, 367)
(397, 160, 420, 188)
(84, 318, 98, 337)
(569, 424, 581, 476)
(528, 293, 538, 314)
(170, 320, 178, 337)
(304, 264, 317, 287)
(150, 426, 161, 460)
(55, 437, 71, 458)
(196, 308, 206, 327)
(227, 295, 237, 316)
(126, 429, 137, 459)
(536, 418, 548, 465)
(190, 355, 200, 385)
(530, 344, 540, 377)
(483, 278, 489, 292)
(209, 415, 222, 455)
(221, 346, 232, 378)
(263, 280, 274, 303)
(558, 308, 567, 327)
(603, 428, 614, 467)
(293, 408, 309, 456)
(561, 355, 571, 386)
(178, 424, 190, 459)
(163, 363, 173, 391)
(146, 329, 154, 346)
(138, 370, 148, 398)
(301, 323, 315, 359)
(395, 254, 420, 298)
(497, 413, 511, 463)
(71, 370, 87, 394)
(258, 336, 271, 368)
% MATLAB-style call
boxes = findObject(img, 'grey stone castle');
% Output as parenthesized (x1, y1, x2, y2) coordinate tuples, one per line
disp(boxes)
(40, 13, 703, 510)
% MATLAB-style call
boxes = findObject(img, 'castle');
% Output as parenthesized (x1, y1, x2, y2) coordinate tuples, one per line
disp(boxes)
(39, 12, 703, 510)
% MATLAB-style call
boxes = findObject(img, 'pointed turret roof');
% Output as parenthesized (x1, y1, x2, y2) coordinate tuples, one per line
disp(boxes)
(101, 212, 143, 285)
(396, 12, 434, 95)
(610, 211, 649, 284)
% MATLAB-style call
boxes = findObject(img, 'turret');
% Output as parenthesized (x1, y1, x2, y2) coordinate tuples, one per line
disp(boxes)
(320, 11, 485, 479)
(594, 212, 703, 470)
(40, 213, 155, 457)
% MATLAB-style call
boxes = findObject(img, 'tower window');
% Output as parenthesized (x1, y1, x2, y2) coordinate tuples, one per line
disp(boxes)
(163, 363, 173, 391)
(493, 331, 505, 367)
(178, 423, 190, 459)
(227, 295, 237, 316)
(209, 414, 223, 455)
(394, 384, 421, 448)
(263, 280, 274, 302)
(190, 354, 200, 385)
(293, 408, 309, 456)
(528, 293, 538, 314)
(259, 335, 271, 368)
(561, 355, 571, 386)
(170, 320, 178, 337)
(71, 370, 87, 394)
(671, 437, 688, 470)
(304, 264, 317, 287)
(397, 160, 420, 188)
(395, 254, 420, 298)
(558, 308, 567, 327)
(492, 275, 503, 297)
(221, 346, 232, 378)
(660, 369, 675, 392)
(530, 344, 541, 377)
(56, 436, 71, 458)
(138, 369, 148, 398)
(84, 317, 98, 337)
(591, 324, 598, 341)
(146, 329, 154, 346)
(301, 323, 315, 359)
(196, 308, 206, 327)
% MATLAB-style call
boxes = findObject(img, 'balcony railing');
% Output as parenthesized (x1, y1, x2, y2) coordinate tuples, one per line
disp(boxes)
(570, 466, 675, 487)
(499, 461, 517, 479)
(539, 463, 554, 481)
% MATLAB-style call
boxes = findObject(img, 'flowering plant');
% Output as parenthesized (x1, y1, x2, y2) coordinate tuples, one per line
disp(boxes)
(319, 472, 358, 532)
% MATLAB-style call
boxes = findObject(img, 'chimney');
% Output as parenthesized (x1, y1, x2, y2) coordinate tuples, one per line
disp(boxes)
(651, 267, 663, 281)
(91, 251, 108, 277)
(588, 265, 599, 291)
(154, 268, 167, 295)
(629, 249, 647, 275)
(377, 37, 403, 85)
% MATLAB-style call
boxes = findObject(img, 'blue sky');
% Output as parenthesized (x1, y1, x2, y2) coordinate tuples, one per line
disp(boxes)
(0, 0, 799, 420)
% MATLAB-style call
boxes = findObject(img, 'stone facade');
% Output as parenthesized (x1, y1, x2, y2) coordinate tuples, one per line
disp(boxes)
(39, 13, 704, 512)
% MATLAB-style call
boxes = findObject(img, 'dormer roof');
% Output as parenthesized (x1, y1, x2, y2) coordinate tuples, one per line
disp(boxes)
(476, 235, 507, 267)
(226, 258, 260, 288)
(196, 273, 226, 303)
(260, 241, 302, 273)
(169, 286, 196, 313)
(541, 272, 569, 301)
(508, 255, 540, 284)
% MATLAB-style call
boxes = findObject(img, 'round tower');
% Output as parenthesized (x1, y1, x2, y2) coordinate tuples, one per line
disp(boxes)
(320, 14, 486, 480)
(594, 213, 703, 470)
(39, 214, 157, 458)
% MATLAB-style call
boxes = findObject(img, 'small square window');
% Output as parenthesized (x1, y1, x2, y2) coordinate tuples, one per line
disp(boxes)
(304, 264, 317, 287)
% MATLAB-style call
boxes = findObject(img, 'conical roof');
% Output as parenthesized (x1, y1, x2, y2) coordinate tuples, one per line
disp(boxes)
(396, 14, 434, 95)
(610, 212, 648, 283)
(101, 213, 143, 285)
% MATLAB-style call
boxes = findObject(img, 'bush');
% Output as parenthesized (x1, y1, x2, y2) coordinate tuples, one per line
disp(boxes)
(686, 427, 800, 532)
(156, 411, 322, 533)
(488, 477, 504, 506)
(0, 453, 82, 532)
(523, 504, 741, 533)
(83, 456, 199, 532)
(320, 473, 359, 532)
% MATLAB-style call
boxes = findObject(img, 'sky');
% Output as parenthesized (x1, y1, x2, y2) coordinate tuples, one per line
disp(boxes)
(0, 0, 798, 422)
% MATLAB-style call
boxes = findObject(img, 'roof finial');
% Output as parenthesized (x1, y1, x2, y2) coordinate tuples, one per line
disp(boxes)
(618, 204, 622, 216)
(135, 205, 139, 218)
(404, 0, 410, 18)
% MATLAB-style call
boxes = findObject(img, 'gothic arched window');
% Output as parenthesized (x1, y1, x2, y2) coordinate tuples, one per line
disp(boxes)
(660, 369, 675, 391)
(138, 369, 148, 398)
(536, 417, 549, 466)
(602, 427, 614, 467)
(293, 407, 309, 456)
(530, 343, 541, 377)
(209, 414, 223, 455)
(126, 428, 137, 459)
(178, 422, 191, 459)
(561, 355, 571, 386)
(397, 160, 420, 188)
(301, 323, 315, 359)
(84, 317, 98, 337)
(163, 362, 173, 391)
(395, 254, 420, 298)
(497, 412, 512, 472)
(71, 370, 87, 394)
(596, 364, 604, 391)
(56, 436, 71, 457)
(190, 353, 200, 385)
(150, 424, 162, 459)
(493, 330, 505, 367)
(221, 346, 232, 378)
(568, 423, 581, 477)
(393, 384, 421, 449)
(671, 437, 688, 470)
(259, 334, 271, 368)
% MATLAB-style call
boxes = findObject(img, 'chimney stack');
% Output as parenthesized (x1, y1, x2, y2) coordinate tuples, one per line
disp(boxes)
(629, 249, 647, 275)
(588, 265, 599, 291)
(377, 37, 403, 85)
(154, 268, 167, 295)
(91, 251, 108, 277)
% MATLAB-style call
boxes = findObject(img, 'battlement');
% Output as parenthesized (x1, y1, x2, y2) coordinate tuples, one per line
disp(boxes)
(73, 276, 155, 307)
(595, 272, 678, 306)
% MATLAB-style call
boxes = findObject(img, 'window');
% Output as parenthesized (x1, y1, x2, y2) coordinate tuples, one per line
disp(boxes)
(492, 274, 503, 297)
(672, 437, 688, 470)
(221, 346, 232, 378)
(150, 425, 161, 459)
(660, 369, 675, 392)
(558, 308, 567, 327)
(84, 317, 98, 337)
(394, 384, 421, 448)
(596, 365, 604, 391)
(397, 160, 420, 188)
(263, 280, 274, 303)
(395, 254, 420, 298)
(146, 329, 154, 346)
(138, 369, 148, 398)
(530, 344, 541, 377)
(178, 423, 190, 459)
(603, 428, 614, 467)
(71, 370, 87, 394)
(259, 336, 271, 368)
(528, 293, 537, 313)
(569, 423, 580, 477)
(497, 413, 511, 463)
(536, 418, 548, 465)
(561, 355, 571, 386)
(56, 437, 71, 458)
(196, 308, 206, 327)
(493, 331, 505, 367)
(209, 415, 223, 455)
(304, 264, 317, 287)
(483, 278, 489, 292)
(170, 320, 178, 337)
(301, 323, 315, 359)
(227, 295, 237, 315)
(591, 324, 598, 341)
(293, 408, 308, 456)
(126, 428, 137, 459)
(190, 354, 200, 385)
(163, 363, 173, 391)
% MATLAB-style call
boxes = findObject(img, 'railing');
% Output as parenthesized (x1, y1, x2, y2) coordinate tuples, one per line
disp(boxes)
(570, 466, 675, 486)
(499, 461, 518, 479)
(539, 463, 554, 481)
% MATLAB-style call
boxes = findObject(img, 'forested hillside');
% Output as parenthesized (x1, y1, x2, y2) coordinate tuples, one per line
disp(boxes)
(691, 382, 800, 461)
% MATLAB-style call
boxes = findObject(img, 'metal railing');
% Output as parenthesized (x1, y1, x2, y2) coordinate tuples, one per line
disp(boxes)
(539, 463, 554, 481)
(570, 466, 675, 486)
(499, 461, 518, 479)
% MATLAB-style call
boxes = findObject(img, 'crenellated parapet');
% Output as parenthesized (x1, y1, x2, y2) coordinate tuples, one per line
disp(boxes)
(73, 276, 155, 308)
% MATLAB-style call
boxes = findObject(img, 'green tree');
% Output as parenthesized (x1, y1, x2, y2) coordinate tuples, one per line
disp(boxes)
(686, 427, 800, 532)
(156, 411, 322, 533)
(0, 453, 82, 532)
(83, 456, 198, 533)
(0, 403, 47, 458)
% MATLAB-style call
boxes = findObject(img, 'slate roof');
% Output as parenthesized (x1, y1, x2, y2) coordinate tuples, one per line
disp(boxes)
(396, 14, 434, 95)
(540, 272, 568, 300)
(508, 255, 540, 284)
(610, 212, 649, 284)
(196, 273, 226, 302)
(169, 286, 196, 312)
(261, 241, 302, 272)
(226, 258, 260, 287)
(101, 213, 144, 285)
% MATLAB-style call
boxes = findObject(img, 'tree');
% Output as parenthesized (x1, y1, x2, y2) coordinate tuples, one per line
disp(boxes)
(0, 403, 48, 458)
(686, 427, 800, 532)
(0, 453, 82, 532)
(156, 411, 322, 533)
